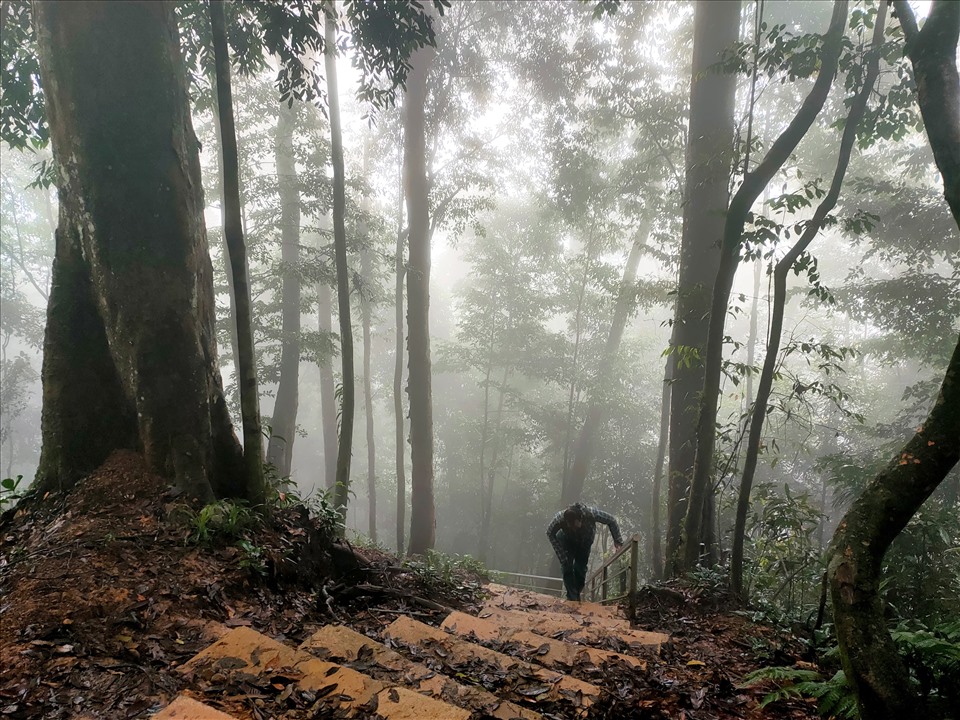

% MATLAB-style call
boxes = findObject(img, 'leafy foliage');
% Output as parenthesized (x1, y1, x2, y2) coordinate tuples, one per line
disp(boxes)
(0, 474, 24, 510)
(0, 1, 46, 150)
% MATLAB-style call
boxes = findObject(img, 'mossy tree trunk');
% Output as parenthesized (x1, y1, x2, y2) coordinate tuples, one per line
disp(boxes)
(32, 0, 243, 502)
(828, 3, 960, 718)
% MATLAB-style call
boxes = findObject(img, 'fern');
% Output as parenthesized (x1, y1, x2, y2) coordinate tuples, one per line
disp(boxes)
(742, 666, 858, 719)
(892, 626, 960, 675)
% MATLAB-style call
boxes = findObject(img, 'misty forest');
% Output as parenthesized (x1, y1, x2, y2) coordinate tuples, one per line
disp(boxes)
(0, 0, 958, 719)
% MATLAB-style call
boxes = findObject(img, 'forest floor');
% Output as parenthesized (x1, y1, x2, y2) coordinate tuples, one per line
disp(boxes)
(0, 451, 821, 719)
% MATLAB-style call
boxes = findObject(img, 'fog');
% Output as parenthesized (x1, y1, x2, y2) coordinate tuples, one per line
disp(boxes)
(2, 0, 957, 621)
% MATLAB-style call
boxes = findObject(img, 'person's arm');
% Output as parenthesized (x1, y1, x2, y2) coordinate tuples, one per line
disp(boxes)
(589, 507, 624, 547)
(546, 512, 569, 566)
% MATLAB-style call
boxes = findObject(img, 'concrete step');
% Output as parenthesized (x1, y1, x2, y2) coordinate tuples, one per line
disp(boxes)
(179, 626, 469, 719)
(441, 610, 646, 671)
(152, 695, 238, 720)
(301, 624, 541, 720)
(383, 615, 598, 713)
(478, 605, 668, 653)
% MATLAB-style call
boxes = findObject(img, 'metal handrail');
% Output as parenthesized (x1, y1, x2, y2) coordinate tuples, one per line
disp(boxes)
(489, 569, 564, 597)
(586, 534, 640, 618)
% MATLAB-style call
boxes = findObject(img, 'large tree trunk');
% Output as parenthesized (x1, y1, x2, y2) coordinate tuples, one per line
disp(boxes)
(563, 219, 651, 506)
(393, 148, 407, 555)
(32, 0, 243, 502)
(209, 0, 265, 503)
(266, 100, 302, 478)
(664, 0, 740, 574)
(828, 4, 960, 718)
(325, 14, 354, 525)
(732, 5, 885, 599)
(318, 281, 338, 491)
(680, 0, 848, 571)
(404, 15, 437, 556)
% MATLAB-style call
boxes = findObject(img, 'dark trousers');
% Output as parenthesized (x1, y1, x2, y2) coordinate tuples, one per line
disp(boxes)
(560, 542, 591, 600)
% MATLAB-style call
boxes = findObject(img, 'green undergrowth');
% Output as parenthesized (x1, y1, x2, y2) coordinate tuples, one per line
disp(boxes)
(742, 619, 960, 719)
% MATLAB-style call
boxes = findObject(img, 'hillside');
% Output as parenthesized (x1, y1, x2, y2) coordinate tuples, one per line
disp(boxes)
(1, 452, 818, 719)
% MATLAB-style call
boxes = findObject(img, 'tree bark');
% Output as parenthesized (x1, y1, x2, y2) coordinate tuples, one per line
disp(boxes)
(266, 100, 302, 478)
(828, 4, 960, 718)
(325, 13, 354, 526)
(563, 219, 651, 506)
(318, 281, 338, 491)
(732, 4, 885, 600)
(664, 0, 740, 574)
(404, 10, 437, 556)
(680, 0, 848, 571)
(32, 0, 243, 502)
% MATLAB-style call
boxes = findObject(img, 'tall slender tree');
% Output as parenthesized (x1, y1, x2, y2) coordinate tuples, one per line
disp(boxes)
(393, 145, 407, 554)
(360, 186, 377, 541)
(324, 10, 354, 524)
(665, 0, 740, 572)
(731, 5, 886, 599)
(649, 355, 671, 579)
(318, 280, 339, 491)
(210, 0, 265, 503)
(266, 99, 302, 478)
(404, 5, 438, 555)
(563, 219, 652, 506)
(680, 0, 849, 570)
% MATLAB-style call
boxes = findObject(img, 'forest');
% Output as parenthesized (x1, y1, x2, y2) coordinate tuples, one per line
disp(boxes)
(0, 1, 958, 719)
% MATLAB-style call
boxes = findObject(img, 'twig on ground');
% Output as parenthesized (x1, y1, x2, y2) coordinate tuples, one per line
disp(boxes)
(321, 581, 342, 622)
(349, 583, 452, 613)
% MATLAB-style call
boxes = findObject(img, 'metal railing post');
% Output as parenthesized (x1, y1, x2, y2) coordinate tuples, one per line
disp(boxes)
(628, 537, 639, 621)
(601, 565, 608, 601)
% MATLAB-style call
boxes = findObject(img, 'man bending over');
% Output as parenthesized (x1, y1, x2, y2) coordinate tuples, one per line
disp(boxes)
(546, 503, 623, 601)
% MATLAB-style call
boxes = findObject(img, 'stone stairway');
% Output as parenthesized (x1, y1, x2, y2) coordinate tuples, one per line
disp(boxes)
(154, 582, 670, 719)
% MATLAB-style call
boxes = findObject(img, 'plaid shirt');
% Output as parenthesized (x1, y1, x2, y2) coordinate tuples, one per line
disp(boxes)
(546, 505, 624, 567)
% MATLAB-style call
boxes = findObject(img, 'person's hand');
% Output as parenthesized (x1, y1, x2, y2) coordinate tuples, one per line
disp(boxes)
(614, 543, 623, 552)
